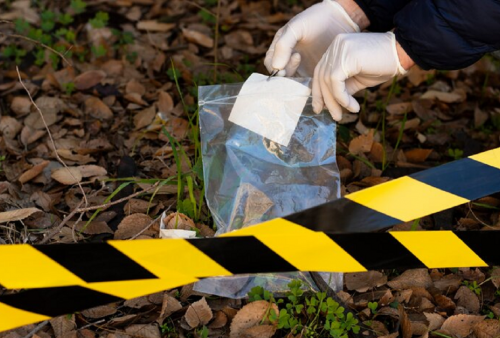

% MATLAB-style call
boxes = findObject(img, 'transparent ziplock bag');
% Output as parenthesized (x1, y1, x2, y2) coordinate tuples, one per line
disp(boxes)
(194, 74, 343, 298)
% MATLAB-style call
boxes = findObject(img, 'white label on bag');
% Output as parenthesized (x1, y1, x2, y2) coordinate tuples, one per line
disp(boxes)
(228, 73, 311, 147)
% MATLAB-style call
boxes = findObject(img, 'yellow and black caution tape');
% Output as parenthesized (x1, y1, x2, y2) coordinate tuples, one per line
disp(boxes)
(1, 147, 500, 331)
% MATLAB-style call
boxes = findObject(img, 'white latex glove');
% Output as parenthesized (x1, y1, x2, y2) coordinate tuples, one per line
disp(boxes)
(312, 32, 407, 121)
(264, 0, 359, 77)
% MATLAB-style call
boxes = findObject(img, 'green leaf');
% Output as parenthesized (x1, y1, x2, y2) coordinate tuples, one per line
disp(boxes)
(14, 18, 30, 34)
(89, 11, 109, 28)
(58, 13, 74, 25)
(70, 0, 87, 14)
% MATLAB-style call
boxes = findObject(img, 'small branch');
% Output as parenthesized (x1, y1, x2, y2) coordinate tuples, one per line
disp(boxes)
(39, 200, 85, 244)
(21, 320, 49, 338)
(75, 182, 160, 213)
(16, 67, 88, 207)
(3, 33, 72, 67)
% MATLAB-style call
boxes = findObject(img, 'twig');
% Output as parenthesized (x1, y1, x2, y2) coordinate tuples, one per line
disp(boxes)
(75, 182, 160, 213)
(21, 320, 49, 338)
(2, 33, 72, 67)
(16, 67, 88, 207)
(39, 200, 85, 244)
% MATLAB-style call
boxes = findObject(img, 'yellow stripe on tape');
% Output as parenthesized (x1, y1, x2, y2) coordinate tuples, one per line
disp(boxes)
(390, 231, 487, 268)
(345, 176, 469, 222)
(0, 245, 84, 289)
(470, 147, 500, 169)
(224, 219, 366, 273)
(0, 302, 50, 331)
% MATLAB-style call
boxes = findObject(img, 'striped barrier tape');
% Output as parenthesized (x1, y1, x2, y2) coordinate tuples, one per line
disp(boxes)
(0, 147, 499, 331)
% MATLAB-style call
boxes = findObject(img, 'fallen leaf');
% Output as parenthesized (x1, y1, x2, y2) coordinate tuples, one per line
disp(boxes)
(475, 106, 489, 128)
(0, 116, 22, 139)
(24, 111, 57, 129)
(404, 149, 433, 163)
(473, 319, 500, 338)
(81, 304, 118, 319)
(50, 315, 76, 337)
(441, 314, 484, 337)
(19, 160, 49, 184)
(74, 70, 106, 90)
(182, 28, 214, 48)
(386, 102, 413, 115)
(0, 208, 42, 223)
(434, 294, 456, 313)
(134, 106, 156, 130)
(345, 271, 387, 292)
(455, 286, 480, 314)
(125, 324, 160, 338)
(184, 297, 213, 328)
(158, 91, 174, 115)
(230, 301, 278, 338)
(124, 199, 156, 214)
(164, 117, 189, 140)
(407, 67, 435, 86)
(10, 96, 32, 115)
(159, 293, 182, 319)
(433, 273, 463, 293)
(115, 213, 155, 239)
(420, 90, 464, 103)
(398, 304, 412, 338)
(387, 269, 433, 289)
(20, 126, 46, 146)
(163, 212, 195, 230)
(70, 221, 113, 235)
(51, 167, 83, 185)
(124, 296, 153, 309)
(78, 165, 107, 178)
(56, 149, 95, 165)
(137, 20, 175, 32)
(126, 79, 146, 96)
(424, 312, 445, 331)
(240, 325, 276, 338)
(349, 131, 374, 156)
(491, 267, 500, 288)
(209, 311, 228, 329)
(84, 96, 113, 120)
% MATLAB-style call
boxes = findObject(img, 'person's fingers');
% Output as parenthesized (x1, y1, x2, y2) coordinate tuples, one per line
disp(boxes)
(345, 77, 365, 96)
(284, 53, 301, 77)
(272, 24, 301, 71)
(312, 61, 324, 114)
(264, 28, 283, 74)
(330, 74, 360, 113)
(320, 68, 343, 121)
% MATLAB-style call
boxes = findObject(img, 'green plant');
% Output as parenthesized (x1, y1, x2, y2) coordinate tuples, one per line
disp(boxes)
(61, 82, 75, 95)
(0, 155, 6, 172)
(463, 280, 481, 296)
(248, 280, 360, 338)
(89, 11, 109, 29)
(448, 148, 464, 160)
(70, 0, 87, 14)
(3, 44, 27, 65)
(367, 302, 378, 315)
(160, 318, 177, 335)
(91, 44, 107, 58)
(196, 326, 209, 338)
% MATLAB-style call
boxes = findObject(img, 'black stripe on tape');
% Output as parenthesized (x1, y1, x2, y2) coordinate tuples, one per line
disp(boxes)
(0, 286, 123, 317)
(187, 237, 297, 274)
(411, 158, 500, 200)
(330, 233, 426, 270)
(35, 243, 158, 283)
(285, 199, 401, 233)
(454, 231, 500, 265)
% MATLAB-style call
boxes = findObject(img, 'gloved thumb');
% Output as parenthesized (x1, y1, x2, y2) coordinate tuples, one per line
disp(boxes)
(272, 25, 300, 72)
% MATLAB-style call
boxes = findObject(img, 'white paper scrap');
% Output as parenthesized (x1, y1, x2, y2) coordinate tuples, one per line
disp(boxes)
(228, 73, 311, 147)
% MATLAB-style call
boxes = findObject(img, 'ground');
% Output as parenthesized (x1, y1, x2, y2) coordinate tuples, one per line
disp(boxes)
(1, 0, 500, 337)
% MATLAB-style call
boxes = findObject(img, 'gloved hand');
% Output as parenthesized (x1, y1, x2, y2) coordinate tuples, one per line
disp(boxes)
(312, 32, 407, 120)
(264, 0, 360, 77)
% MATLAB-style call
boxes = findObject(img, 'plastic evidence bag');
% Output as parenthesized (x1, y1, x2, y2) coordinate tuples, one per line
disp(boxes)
(195, 74, 342, 298)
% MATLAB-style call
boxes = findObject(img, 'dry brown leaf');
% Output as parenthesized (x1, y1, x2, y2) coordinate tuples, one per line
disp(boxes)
(475, 106, 489, 128)
(387, 269, 433, 289)
(209, 311, 228, 329)
(407, 67, 435, 86)
(124, 199, 156, 214)
(0, 208, 42, 224)
(420, 90, 464, 103)
(81, 304, 117, 319)
(241, 325, 276, 338)
(182, 28, 214, 48)
(158, 91, 174, 115)
(24, 111, 57, 130)
(349, 131, 374, 156)
(386, 102, 413, 115)
(84, 97, 113, 120)
(124, 296, 152, 309)
(50, 315, 76, 337)
(56, 149, 95, 165)
(159, 293, 182, 319)
(455, 286, 480, 314)
(184, 297, 213, 329)
(424, 312, 445, 331)
(398, 305, 412, 338)
(137, 20, 175, 32)
(474, 319, 500, 338)
(404, 149, 433, 163)
(51, 167, 83, 185)
(441, 314, 484, 337)
(78, 165, 107, 178)
(434, 294, 456, 312)
(164, 212, 195, 230)
(230, 301, 278, 338)
(433, 274, 463, 293)
(115, 213, 154, 239)
(491, 267, 500, 288)
(124, 92, 147, 105)
(20, 125, 46, 146)
(11, 96, 32, 115)
(19, 160, 49, 184)
(345, 271, 387, 292)
(125, 324, 160, 338)
(126, 79, 146, 96)
(74, 70, 106, 90)
(0, 116, 22, 139)
(70, 221, 113, 235)
(134, 106, 156, 130)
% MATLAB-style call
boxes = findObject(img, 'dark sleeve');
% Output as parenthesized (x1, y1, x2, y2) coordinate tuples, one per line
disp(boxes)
(395, 0, 500, 70)
(353, 0, 412, 32)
